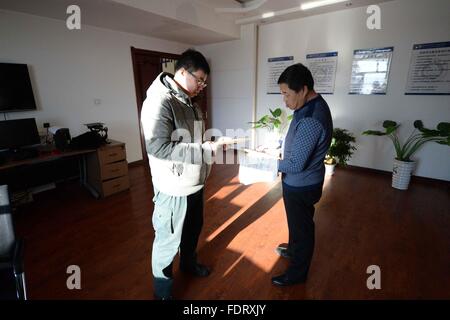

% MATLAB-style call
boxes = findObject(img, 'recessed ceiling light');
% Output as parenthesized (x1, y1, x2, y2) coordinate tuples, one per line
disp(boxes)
(301, 0, 348, 11)
(261, 12, 275, 19)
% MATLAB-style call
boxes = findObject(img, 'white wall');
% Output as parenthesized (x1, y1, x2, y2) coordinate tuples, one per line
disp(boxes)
(0, 9, 191, 163)
(196, 24, 257, 140)
(255, 0, 450, 180)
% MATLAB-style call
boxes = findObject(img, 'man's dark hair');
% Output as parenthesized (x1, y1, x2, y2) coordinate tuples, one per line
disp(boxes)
(175, 49, 210, 75)
(277, 63, 314, 92)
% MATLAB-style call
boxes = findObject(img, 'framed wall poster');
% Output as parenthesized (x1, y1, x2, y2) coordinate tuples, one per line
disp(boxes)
(306, 51, 338, 94)
(349, 47, 394, 95)
(266, 56, 294, 94)
(405, 41, 450, 95)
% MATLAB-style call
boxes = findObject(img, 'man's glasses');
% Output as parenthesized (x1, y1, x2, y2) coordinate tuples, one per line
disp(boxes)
(187, 70, 207, 88)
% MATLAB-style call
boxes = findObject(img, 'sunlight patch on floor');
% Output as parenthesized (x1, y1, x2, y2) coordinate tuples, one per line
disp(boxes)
(222, 198, 286, 273)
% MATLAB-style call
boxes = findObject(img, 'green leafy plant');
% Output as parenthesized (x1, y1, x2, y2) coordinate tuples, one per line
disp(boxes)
(325, 128, 357, 165)
(363, 120, 450, 162)
(249, 108, 293, 132)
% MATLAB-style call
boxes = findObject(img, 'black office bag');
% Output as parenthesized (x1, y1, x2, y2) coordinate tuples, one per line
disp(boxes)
(70, 132, 104, 149)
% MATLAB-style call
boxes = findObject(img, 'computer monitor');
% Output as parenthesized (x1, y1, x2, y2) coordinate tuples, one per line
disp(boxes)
(0, 118, 40, 150)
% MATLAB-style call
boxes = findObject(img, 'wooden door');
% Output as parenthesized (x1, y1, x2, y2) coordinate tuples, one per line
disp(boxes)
(192, 88, 209, 129)
(131, 47, 180, 169)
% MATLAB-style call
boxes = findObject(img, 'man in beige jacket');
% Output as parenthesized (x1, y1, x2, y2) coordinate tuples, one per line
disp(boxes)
(141, 49, 216, 300)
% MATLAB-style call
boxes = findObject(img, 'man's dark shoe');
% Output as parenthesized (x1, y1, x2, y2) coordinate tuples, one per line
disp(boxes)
(154, 294, 174, 300)
(275, 245, 292, 259)
(271, 273, 306, 286)
(180, 263, 210, 277)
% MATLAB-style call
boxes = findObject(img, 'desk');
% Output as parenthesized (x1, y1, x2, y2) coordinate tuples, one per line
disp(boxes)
(0, 147, 99, 198)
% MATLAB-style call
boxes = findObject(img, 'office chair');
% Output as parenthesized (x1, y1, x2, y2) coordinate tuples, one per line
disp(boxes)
(0, 185, 27, 300)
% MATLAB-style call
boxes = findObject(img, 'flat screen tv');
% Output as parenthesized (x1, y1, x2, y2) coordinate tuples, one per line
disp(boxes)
(0, 63, 37, 112)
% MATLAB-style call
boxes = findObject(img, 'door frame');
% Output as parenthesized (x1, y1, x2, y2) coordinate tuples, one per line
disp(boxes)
(130, 47, 181, 169)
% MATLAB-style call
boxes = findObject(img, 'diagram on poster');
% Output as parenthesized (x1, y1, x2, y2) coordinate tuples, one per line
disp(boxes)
(405, 41, 450, 95)
(267, 56, 294, 94)
(349, 47, 393, 95)
(306, 52, 338, 94)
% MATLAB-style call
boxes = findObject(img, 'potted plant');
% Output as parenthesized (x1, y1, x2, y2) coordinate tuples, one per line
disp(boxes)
(249, 108, 293, 150)
(363, 120, 450, 190)
(324, 128, 357, 176)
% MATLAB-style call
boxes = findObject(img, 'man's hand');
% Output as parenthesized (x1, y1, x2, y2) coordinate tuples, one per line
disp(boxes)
(244, 148, 281, 160)
(216, 137, 248, 147)
(202, 141, 218, 154)
(202, 141, 218, 164)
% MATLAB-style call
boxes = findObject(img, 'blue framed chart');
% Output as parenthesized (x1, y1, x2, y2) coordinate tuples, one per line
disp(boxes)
(267, 56, 294, 94)
(405, 41, 450, 95)
(306, 51, 338, 94)
(349, 47, 394, 95)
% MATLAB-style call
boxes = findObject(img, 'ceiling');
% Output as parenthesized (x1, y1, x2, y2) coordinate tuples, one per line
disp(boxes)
(0, 0, 394, 45)
(201, 0, 394, 24)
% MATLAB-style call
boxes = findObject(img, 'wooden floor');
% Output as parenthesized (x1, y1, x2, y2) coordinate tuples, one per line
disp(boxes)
(14, 158, 450, 299)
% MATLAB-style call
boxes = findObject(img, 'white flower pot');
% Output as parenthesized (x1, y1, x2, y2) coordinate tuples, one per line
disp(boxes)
(392, 159, 415, 190)
(325, 163, 336, 176)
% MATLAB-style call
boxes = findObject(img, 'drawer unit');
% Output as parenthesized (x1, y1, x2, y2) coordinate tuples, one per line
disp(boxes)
(102, 175, 130, 197)
(100, 161, 129, 181)
(86, 140, 130, 198)
(98, 146, 127, 166)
